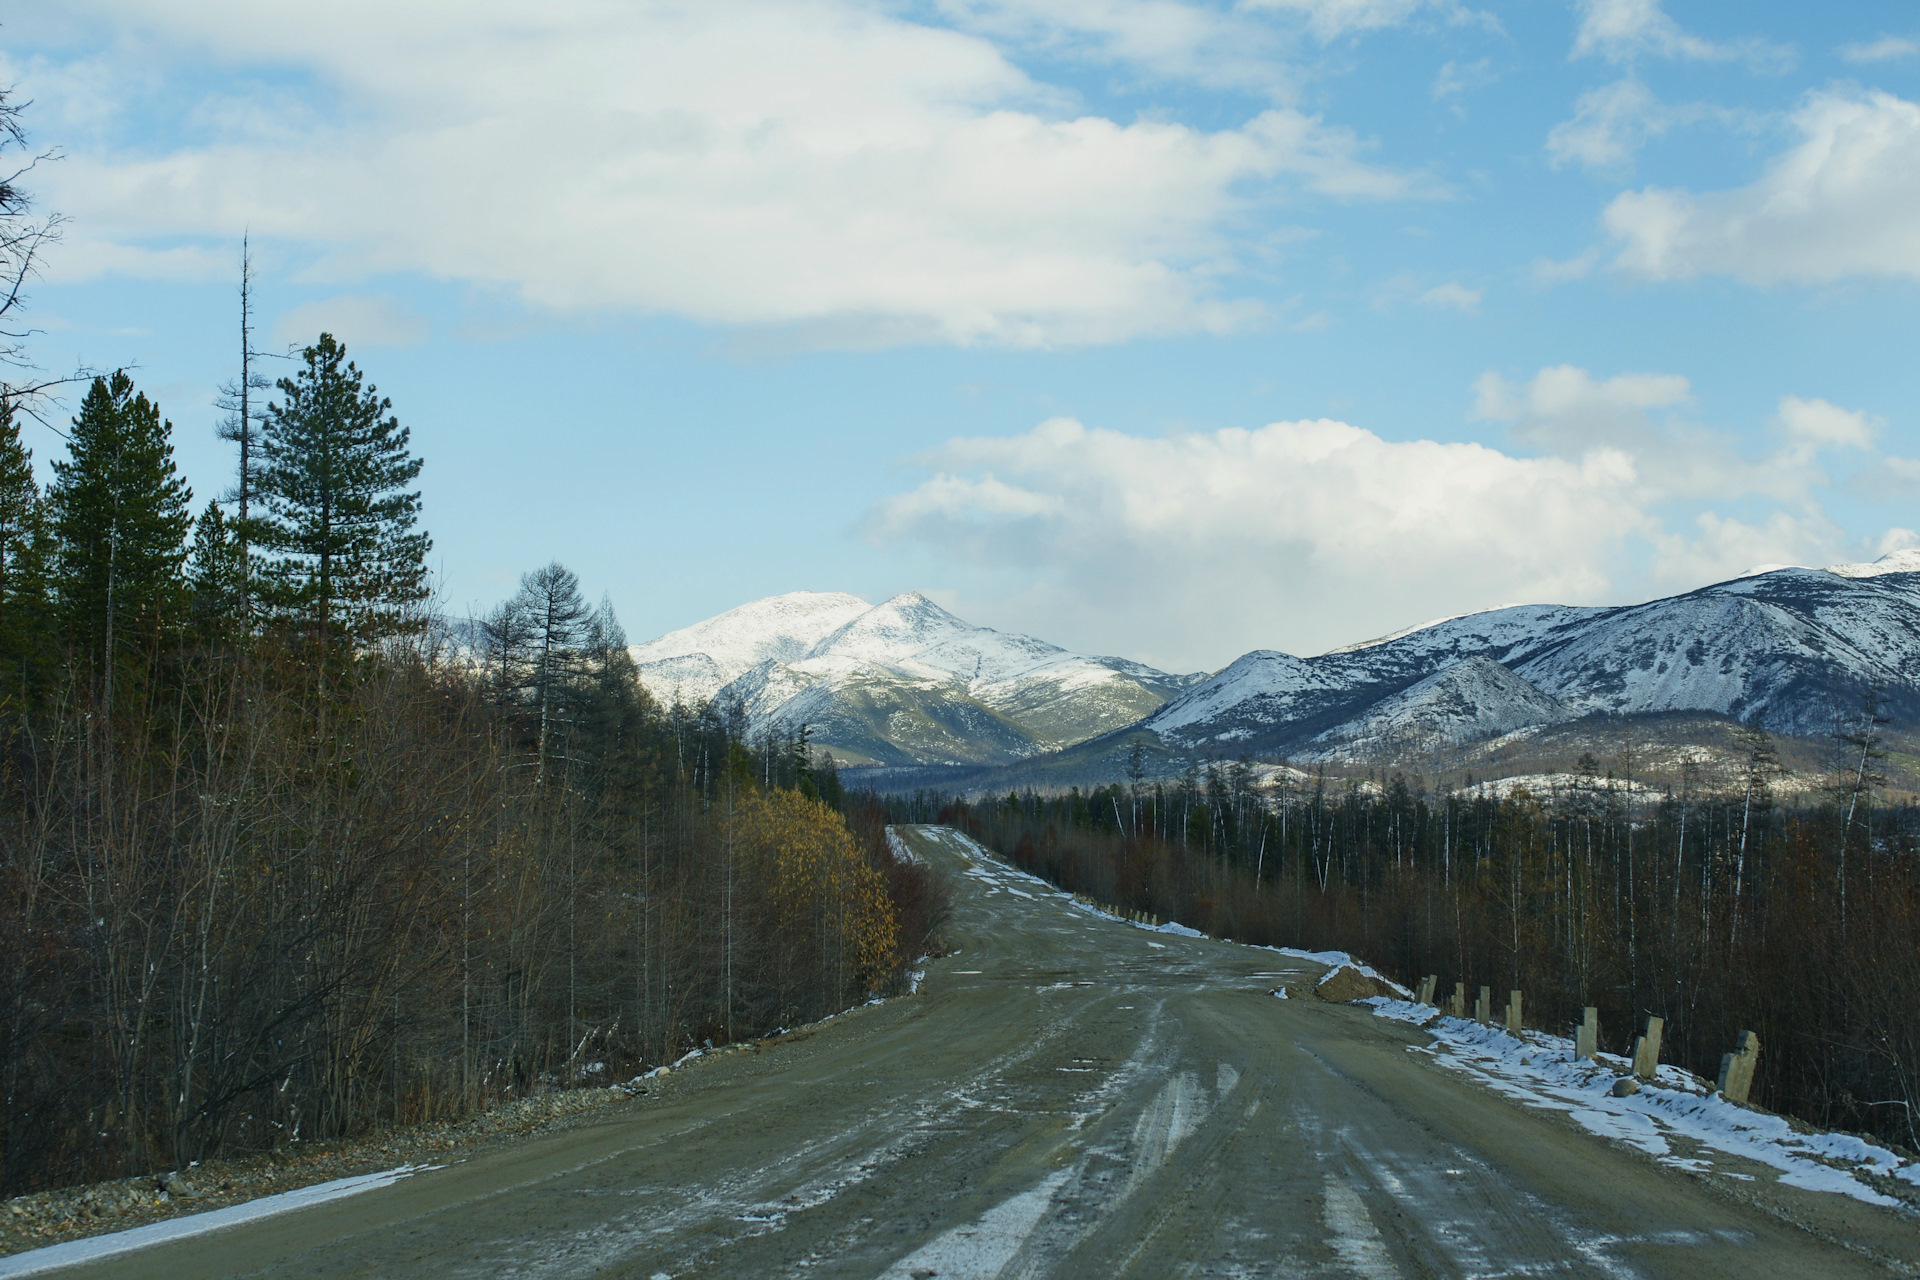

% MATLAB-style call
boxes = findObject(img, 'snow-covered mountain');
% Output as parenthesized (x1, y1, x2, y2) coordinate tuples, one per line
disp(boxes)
(1307, 657, 1570, 760)
(630, 591, 871, 707)
(631, 591, 1204, 766)
(1143, 553, 1920, 759)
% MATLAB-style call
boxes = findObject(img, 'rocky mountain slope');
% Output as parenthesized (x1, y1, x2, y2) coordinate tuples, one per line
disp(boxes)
(1142, 553, 1920, 761)
(630, 591, 1204, 766)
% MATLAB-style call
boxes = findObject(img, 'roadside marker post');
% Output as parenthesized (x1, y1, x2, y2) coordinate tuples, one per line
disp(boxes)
(1632, 1017, 1664, 1080)
(1575, 1007, 1598, 1060)
(1505, 991, 1522, 1036)
(1453, 982, 1467, 1018)
(1718, 1031, 1761, 1103)
(1475, 986, 1491, 1025)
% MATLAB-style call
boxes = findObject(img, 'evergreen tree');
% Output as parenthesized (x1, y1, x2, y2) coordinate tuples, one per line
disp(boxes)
(0, 399, 53, 701)
(187, 500, 248, 646)
(47, 371, 193, 681)
(0, 398, 35, 608)
(257, 334, 428, 648)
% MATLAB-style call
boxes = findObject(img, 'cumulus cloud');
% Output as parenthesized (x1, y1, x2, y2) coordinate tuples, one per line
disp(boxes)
(869, 372, 1900, 667)
(272, 295, 428, 349)
(21, 0, 1435, 350)
(1603, 90, 1920, 285)
(869, 415, 1646, 664)
(1570, 0, 1788, 68)
(1777, 394, 1878, 452)
(1472, 364, 1690, 453)
(1472, 367, 1875, 506)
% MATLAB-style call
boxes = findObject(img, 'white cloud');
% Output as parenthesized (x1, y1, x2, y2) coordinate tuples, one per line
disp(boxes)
(272, 294, 429, 349)
(1547, 79, 1668, 169)
(869, 365, 1906, 665)
(1472, 364, 1690, 452)
(1647, 509, 1847, 592)
(1432, 57, 1495, 102)
(871, 389, 1900, 666)
(1417, 281, 1482, 311)
(869, 415, 1646, 664)
(1603, 90, 1920, 284)
(929, 0, 1282, 89)
(1840, 35, 1918, 63)
(1777, 394, 1877, 451)
(1570, 0, 1788, 67)
(1473, 368, 1881, 506)
(20, 1, 1435, 350)
(1240, 0, 1475, 42)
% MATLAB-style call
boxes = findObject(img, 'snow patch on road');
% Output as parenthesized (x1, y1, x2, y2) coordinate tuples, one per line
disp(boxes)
(1368, 1001, 1911, 1207)
(874, 1170, 1070, 1280)
(1322, 1174, 1402, 1280)
(0, 1165, 437, 1278)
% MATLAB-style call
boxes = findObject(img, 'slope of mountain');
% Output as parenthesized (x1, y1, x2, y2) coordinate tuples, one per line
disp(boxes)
(629, 591, 871, 706)
(631, 591, 1205, 766)
(1304, 657, 1570, 760)
(1141, 554, 1920, 757)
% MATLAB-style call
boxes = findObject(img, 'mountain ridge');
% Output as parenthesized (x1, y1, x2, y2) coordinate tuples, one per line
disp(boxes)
(629, 552, 1920, 778)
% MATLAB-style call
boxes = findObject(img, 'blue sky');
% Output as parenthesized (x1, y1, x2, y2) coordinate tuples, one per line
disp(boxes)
(6, 0, 1920, 671)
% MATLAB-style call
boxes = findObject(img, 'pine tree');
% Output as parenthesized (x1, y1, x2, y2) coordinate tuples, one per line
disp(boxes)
(187, 500, 248, 646)
(0, 398, 35, 606)
(0, 398, 53, 701)
(47, 372, 193, 690)
(257, 334, 428, 649)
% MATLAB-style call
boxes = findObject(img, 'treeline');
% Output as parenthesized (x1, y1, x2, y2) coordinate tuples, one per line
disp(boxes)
(0, 352, 939, 1195)
(914, 727, 1920, 1148)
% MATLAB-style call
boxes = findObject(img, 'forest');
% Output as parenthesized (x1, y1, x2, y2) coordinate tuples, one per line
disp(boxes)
(0, 336, 938, 1197)
(896, 728, 1920, 1151)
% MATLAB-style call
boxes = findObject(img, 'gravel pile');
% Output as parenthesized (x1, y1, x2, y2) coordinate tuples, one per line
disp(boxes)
(0, 1077, 661, 1259)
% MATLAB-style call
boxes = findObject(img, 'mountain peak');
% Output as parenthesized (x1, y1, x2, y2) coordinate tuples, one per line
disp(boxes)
(629, 590, 872, 704)
(1828, 548, 1920, 579)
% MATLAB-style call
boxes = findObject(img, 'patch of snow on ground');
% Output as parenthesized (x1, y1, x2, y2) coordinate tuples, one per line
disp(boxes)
(1366, 1001, 1910, 1206)
(0, 1166, 437, 1278)
(1280, 949, 1413, 997)
(883, 826, 922, 865)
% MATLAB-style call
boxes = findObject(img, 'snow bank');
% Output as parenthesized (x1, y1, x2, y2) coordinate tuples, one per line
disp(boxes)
(0, 1165, 436, 1278)
(883, 826, 922, 865)
(1270, 949, 1413, 998)
(1367, 1001, 1913, 1206)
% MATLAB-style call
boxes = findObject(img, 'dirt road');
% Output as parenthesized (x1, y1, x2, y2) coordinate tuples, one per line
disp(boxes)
(35, 826, 1920, 1278)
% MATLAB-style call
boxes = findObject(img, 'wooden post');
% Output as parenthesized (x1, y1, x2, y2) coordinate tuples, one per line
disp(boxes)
(1416, 976, 1437, 1006)
(1575, 1007, 1598, 1060)
(1452, 982, 1466, 1018)
(1632, 1016, 1664, 1080)
(1475, 986, 1491, 1025)
(1505, 990, 1522, 1036)
(1717, 1031, 1761, 1103)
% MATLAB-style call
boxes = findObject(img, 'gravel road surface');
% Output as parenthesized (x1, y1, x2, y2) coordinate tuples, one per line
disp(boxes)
(31, 825, 1919, 1278)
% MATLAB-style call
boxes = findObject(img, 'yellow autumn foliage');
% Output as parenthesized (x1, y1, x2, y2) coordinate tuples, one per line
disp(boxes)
(735, 787, 898, 997)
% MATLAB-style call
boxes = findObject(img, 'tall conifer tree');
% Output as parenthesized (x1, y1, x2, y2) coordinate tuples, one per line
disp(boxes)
(256, 334, 428, 648)
(0, 398, 53, 699)
(47, 371, 193, 687)
(187, 500, 248, 646)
